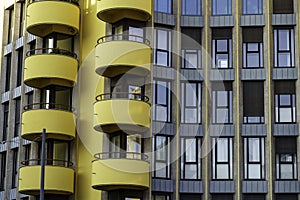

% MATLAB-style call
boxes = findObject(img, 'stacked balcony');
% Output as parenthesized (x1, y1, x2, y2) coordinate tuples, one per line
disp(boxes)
(18, 0, 79, 196)
(92, 0, 152, 191)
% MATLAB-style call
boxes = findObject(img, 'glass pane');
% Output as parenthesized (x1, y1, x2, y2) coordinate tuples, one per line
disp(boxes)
(248, 164, 261, 179)
(129, 27, 143, 42)
(217, 164, 229, 179)
(217, 40, 228, 52)
(248, 138, 260, 162)
(280, 95, 291, 106)
(217, 139, 228, 162)
(156, 136, 166, 160)
(185, 0, 198, 15)
(157, 81, 167, 104)
(216, 54, 229, 68)
(248, 43, 259, 51)
(280, 164, 293, 179)
(279, 108, 292, 122)
(186, 139, 196, 162)
(185, 53, 198, 68)
(217, 109, 229, 123)
(185, 109, 197, 123)
(278, 53, 291, 67)
(111, 135, 121, 153)
(157, 30, 168, 49)
(247, 53, 259, 67)
(156, 162, 167, 177)
(127, 134, 141, 153)
(214, 0, 230, 15)
(217, 91, 228, 106)
(157, 51, 168, 66)
(280, 154, 293, 162)
(245, 0, 261, 14)
(156, 0, 170, 13)
(186, 84, 197, 106)
(185, 164, 197, 179)
(278, 30, 290, 51)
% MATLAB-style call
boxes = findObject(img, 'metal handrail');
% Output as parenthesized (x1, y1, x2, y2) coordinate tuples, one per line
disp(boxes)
(28, 0, 79, 6)
(96, 34, 150, 46)
(20, 158, 73, 167)
(93, 152, 149, 161)
(95, 92, 150, 103)
(26, 48, 77, 59)
(23, 102, 73, 112)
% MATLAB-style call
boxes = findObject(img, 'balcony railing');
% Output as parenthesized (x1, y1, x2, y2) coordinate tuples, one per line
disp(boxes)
(26, 48, 77, 59)
(93, 152, 149, 161)
(95, 92, 150, 103)
(24, 103, 73, 112)
(21, 158, 73, 168)
(96, 34, 150, 46)
(28, 0, 79, 6)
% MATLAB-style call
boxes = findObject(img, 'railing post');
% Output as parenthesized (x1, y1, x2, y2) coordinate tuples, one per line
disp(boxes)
(40, 128, 46, 200)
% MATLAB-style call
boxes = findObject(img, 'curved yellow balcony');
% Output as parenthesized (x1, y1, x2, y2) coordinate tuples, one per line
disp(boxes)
(19, 165, 74, 195)
(24, 48, 78, 88)
(95, 35, 151, 77)
(94, 93, 150, 133)
(21, 103, 75, 141)
(92, 152, 150, 190)
(26, 1, 80, 37)
(97, 0, 151, 23)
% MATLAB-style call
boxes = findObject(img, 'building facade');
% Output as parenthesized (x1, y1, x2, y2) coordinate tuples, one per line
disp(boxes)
(0, 0, 300, 200)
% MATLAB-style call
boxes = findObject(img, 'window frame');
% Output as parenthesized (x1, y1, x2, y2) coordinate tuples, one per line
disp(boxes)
(212, 38, 232, 69)
(182, 0, 201, 15)
(5, 54, 12, 92)
(14, 98, 21, 137)
(243, 42, 263, 68)
(153, 135, 171, 179)
(242, 0, 263, 15)
(16, 47, 23, 86)
(244, 137, 265, 180)
(275, 93, 296, 123)
(212, 0, 232, 15)
(154, 28, 172, 67)
(11, 148, 18, 188)
(153, 80, 172, 122)
(2, 103, 9, 141)
(0, 152, 6, 191)
(154, 0, 172, 14)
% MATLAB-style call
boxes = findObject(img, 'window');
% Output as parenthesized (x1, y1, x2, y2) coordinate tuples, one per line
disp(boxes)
(243, 194, 265, 200)
(181, 28, 201, 69)
(212, 137, 233, 179)
(182, 0, 201, 15)
(243, 82, 264, 124)
(19, 2, 25, 36)
(153, 80, 172, 122)
(24, 144, 31, 166)
(211, 194, 233, 200)
(152, 194, 171, 200)
(276, 194, 298, 200)
(41, 87, 72, 111)
(275, 137, 297, 180)
(154, 0, 172, 13)
(28, 40, 36, 56)
(112, 20, 145, 43)
(275, 81, 296, 123)
(181, 82, 201, 124)
(2, 103, 9, 141)
(180, 194, 202, 200)
(273, 0, 293, 14)
(212, 82, 233, 124)
(0, 152, 6, 191)
(243, 28, 263, 68)
(212, 29, 232, 68)
(11, 148, 18, 188)
(154, 28, 172, 67)
(14, 98, 21, 137)
(26, 92, 33, 110)
(244, 137, 265, 179)
(7, 7, 14, 43)
(212, 0, 232, 15)
(181, 137, 201, 179)
(243, 0, 262, 14)
(153, 135, 171, 178)
(16, 48, 23, 86)
(5, 54, 12, 92)
(274, 28, 294, 68)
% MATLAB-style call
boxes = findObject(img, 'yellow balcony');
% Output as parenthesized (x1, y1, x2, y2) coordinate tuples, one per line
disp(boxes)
(95, 35, 151, 78)
(97, 0, 151, 23)
(21, 103, 75, 141)
(24, 48, 78, 88)
(94, 93, 150, 133)
(26, 0, 80, 37)
(19, 160, 74, 195)
(92, 152, 150, 190)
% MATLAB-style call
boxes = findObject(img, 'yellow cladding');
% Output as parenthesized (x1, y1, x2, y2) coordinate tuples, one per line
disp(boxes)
(97, 0, 152, 23)
(21, 110, 75, 141)
(26, 1, 80, 37)
(24, 54, 78, 88)
(92, 159, 150, 190)
(95, 41, 151, 77)
(94, 99, 150, 133)
(19, 166, 74, 195)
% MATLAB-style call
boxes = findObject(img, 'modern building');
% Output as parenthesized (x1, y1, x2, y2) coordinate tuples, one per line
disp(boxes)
(0, 0, 300, 200)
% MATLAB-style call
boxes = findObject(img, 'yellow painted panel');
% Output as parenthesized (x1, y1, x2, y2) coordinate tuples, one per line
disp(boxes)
(95, 41, 151, 77)
(21, 109, 75, 141)
(94, 99, 150, 133)
(24, 54, 78, 88)
(19, 166, 74, 195)
(92, 159, 150, 190)
(26, 1, 80, 37)
(97, 0, 152, 23)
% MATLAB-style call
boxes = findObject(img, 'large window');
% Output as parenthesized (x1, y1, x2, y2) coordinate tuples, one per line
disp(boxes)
(7, 7, 14, 43)
(274, 28, 294, 68)
(41, 86, 72, 111)
(14, 98, 21, 137)
(212, 82, 233, 124)
(0, 152, 6, 191)
(5, 54, 11, 92)
(212, 29, 232, 68)
(11, 148, 18, 188)
(273, 0, 293, 14)
(19, 2, 25, 36)
(243, 82, 264, 124)
(275, 137, 297, 180)
(181, 28, 201, 69)
(153, 135, 171, 179)
(153, 80, 172, 122)
(212, 0, 232, 15)
(110, 132, 142, 157)
(154, 28, 172, 67)
(2, 103, 9, 141)
(244, 137, 265, 180)
(243, 0, 262, 14)
(181, 82, 201, 124)
(243, 28, 263, 68)
(154, 0, 172, 13)
(275, 81, 296, 123)
(212, 137, 233, 180)
(180, 137, 201, 180)
(182, 0, 201, 15)
(16, 48, 23, 86)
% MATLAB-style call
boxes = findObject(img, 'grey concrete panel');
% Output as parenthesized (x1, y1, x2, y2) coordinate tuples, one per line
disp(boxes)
(210, 69, 235, 81)
(15, 36, 24, 50)
(4, 43, 12, 55)
(13, 86, 21, 99)
(242, 181, 268, 193)
(180, 69, 204, 81)
(181, 16, 204, 27)
(152, 179, 174, 192)
(210, 16, 234, 27)
(272, 68, 298, 80)
(154, 12, 176, 26)
(273, 124, 299, 136)
(153, 66, 175, 80)
(240, 68, 266, 80)
(179, 124, 204, 137)
(209, 124, 235, 137)
(179, 180, 203, 193)
(241, 124, 267, 136)
(209, 181, 235, 193)
(1, 91, 10, 103)
(240, 15, 265, 26)
(274, 181, 300, 193)
(272, 14, 296, 26)
(152, 122, 175, 136)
